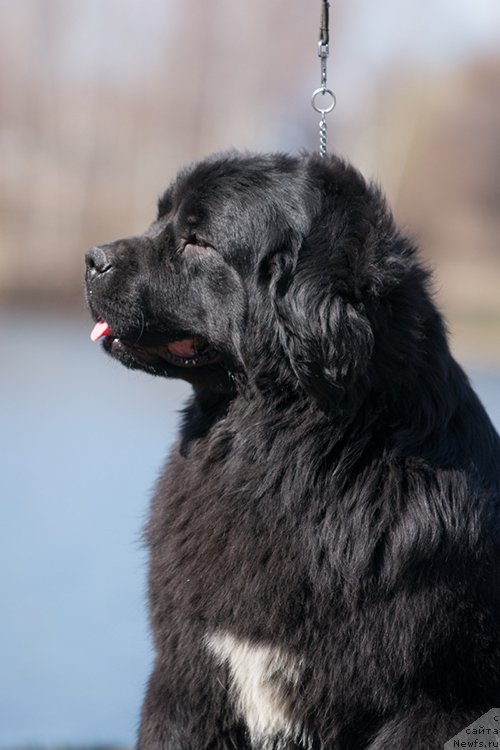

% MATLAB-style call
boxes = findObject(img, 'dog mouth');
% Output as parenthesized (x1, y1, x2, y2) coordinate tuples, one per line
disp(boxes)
(90, 320, 220, 368)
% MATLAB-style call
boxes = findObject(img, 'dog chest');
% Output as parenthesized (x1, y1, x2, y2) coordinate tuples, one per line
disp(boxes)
(205, 631, 305, 747)
(148, 440, 314, 628)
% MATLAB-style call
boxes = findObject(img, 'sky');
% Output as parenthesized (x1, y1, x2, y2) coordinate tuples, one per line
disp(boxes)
(9, 0, 499, 83)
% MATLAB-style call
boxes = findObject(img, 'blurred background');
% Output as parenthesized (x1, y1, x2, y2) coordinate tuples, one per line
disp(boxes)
(0, 0, 499, 746)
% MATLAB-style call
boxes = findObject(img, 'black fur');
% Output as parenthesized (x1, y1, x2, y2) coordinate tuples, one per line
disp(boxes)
(85, 152, 500, 749)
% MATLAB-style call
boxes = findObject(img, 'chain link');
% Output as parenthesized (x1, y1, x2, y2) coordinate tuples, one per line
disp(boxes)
(319, 115, 328, 158)
(311, 1, 336, 157)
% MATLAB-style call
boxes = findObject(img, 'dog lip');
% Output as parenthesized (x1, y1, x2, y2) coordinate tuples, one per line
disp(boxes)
(161, 346, 221, 368)
(157, 336, 221, 367)
(89, 311, 221, 368)
(106, 334, 221, 368)
(166, 336, 211, 359)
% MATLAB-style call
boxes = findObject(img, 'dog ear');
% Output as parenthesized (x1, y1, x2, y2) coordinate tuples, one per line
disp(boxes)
(268, 242, 374, 410)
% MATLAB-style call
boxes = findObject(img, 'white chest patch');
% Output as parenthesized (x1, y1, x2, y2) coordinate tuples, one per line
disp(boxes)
(205, 631, 305, 747)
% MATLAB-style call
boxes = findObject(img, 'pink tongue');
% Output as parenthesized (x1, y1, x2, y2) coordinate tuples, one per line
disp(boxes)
(167, 339, 196, 357)
(90, 320, 112, 342)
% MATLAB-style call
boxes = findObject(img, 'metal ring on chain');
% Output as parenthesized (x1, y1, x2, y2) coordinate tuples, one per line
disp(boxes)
(311, 87, 336, 115)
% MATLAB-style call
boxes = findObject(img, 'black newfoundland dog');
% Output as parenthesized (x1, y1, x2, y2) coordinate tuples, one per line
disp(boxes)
(85, 152, 500, 749)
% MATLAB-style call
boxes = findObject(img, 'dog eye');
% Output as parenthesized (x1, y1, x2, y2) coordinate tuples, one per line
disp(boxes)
(183, 234, 208, 251)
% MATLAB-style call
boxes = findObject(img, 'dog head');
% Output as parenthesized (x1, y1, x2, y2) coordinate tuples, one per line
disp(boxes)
(85, 151, 435, 408)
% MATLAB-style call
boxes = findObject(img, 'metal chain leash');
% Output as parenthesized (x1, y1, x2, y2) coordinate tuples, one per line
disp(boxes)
(311, 0, 336, 157)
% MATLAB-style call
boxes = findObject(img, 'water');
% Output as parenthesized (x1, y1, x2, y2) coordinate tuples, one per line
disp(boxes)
(0, 312, 190, 746)
(0, 312, 499, 747)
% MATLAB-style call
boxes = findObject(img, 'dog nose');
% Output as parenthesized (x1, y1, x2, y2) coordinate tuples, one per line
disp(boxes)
(85, 246, 113, 275)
